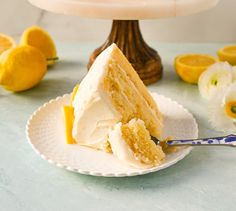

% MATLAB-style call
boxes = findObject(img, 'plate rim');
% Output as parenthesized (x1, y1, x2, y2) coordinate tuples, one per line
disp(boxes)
(26, 93, 198, 177)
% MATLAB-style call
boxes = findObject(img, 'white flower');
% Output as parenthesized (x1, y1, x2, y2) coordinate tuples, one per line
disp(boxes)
(198, 62, 234, 100)
(208, 83, 236, 132)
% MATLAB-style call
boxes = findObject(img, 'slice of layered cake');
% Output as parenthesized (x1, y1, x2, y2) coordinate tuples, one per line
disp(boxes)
(109, 119, 165, 168)
(64, 43, 165, 168)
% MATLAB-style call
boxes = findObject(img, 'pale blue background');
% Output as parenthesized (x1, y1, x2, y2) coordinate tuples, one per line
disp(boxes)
(0, 43, 235, 211)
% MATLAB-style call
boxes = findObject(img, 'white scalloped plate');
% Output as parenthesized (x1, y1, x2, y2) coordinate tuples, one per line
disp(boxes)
(26, 93, 198, 177)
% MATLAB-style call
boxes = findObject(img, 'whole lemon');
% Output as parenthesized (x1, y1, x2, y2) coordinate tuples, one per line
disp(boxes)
(20, 26, 57, 66)
(0, 45, 47, 92)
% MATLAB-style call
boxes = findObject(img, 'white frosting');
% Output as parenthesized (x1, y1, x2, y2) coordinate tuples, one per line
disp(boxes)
(72, 44, 121, 149)
(108, 122, 151, 169)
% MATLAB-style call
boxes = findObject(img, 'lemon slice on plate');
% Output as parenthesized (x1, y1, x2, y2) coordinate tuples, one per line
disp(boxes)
(0, 33, 16, 54)
(62, 84, 80, 145)
(20, 26, 57, 66)
(174, 54, 217, 84)
(217, 45, 236, 66)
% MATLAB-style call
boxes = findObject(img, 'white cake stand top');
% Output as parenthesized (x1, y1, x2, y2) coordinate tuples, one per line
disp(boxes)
(29, 0, 220, 20)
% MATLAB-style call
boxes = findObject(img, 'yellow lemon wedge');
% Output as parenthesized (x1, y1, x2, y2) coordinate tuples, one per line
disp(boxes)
(217, 45, 236, 66)
(0, 33, 16, 54)
(20, 26, 57, 66)
(174, 54, 217, 84)
(0, 45, 47, 92)
(62, 85, 80, 145)
(63, 106, 76, 144)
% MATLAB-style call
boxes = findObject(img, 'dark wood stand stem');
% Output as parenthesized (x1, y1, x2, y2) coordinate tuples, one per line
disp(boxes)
(87, 20, 163, 85)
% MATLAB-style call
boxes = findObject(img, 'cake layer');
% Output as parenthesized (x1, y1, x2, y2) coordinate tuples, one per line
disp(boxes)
(109, 119, 165, 168)
(103, 45, 163, 138)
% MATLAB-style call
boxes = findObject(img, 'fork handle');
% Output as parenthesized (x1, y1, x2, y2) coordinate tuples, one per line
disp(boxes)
(167, 134, 236, 147)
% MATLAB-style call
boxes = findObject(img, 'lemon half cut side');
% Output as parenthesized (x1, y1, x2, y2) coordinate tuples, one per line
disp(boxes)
(218, 45, 236, 66)
(174, 54, 217, 84)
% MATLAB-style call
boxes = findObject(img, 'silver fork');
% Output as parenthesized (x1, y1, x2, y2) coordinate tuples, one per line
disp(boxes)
(152, 134, 236, 147)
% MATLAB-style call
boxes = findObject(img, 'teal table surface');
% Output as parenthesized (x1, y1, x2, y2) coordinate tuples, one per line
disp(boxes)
(0, 42, 235, 211)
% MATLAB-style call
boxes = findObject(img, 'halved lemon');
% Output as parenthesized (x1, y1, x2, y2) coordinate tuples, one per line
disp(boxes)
(174, 54, 217, 84)
(20, 26, 57, 66)
(0, 33, 16, 54)
(217, 45, 236, 66)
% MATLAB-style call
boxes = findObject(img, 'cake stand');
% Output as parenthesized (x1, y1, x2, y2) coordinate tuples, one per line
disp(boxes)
(28, 0, 219, 85)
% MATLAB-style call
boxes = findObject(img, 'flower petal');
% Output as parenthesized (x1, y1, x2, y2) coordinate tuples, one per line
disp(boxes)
(198, 62, 233, 100)
(208, 82, 236, 132)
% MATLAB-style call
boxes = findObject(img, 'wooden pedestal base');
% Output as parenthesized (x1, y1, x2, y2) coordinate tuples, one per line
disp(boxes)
(87, 20, 163, 85)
